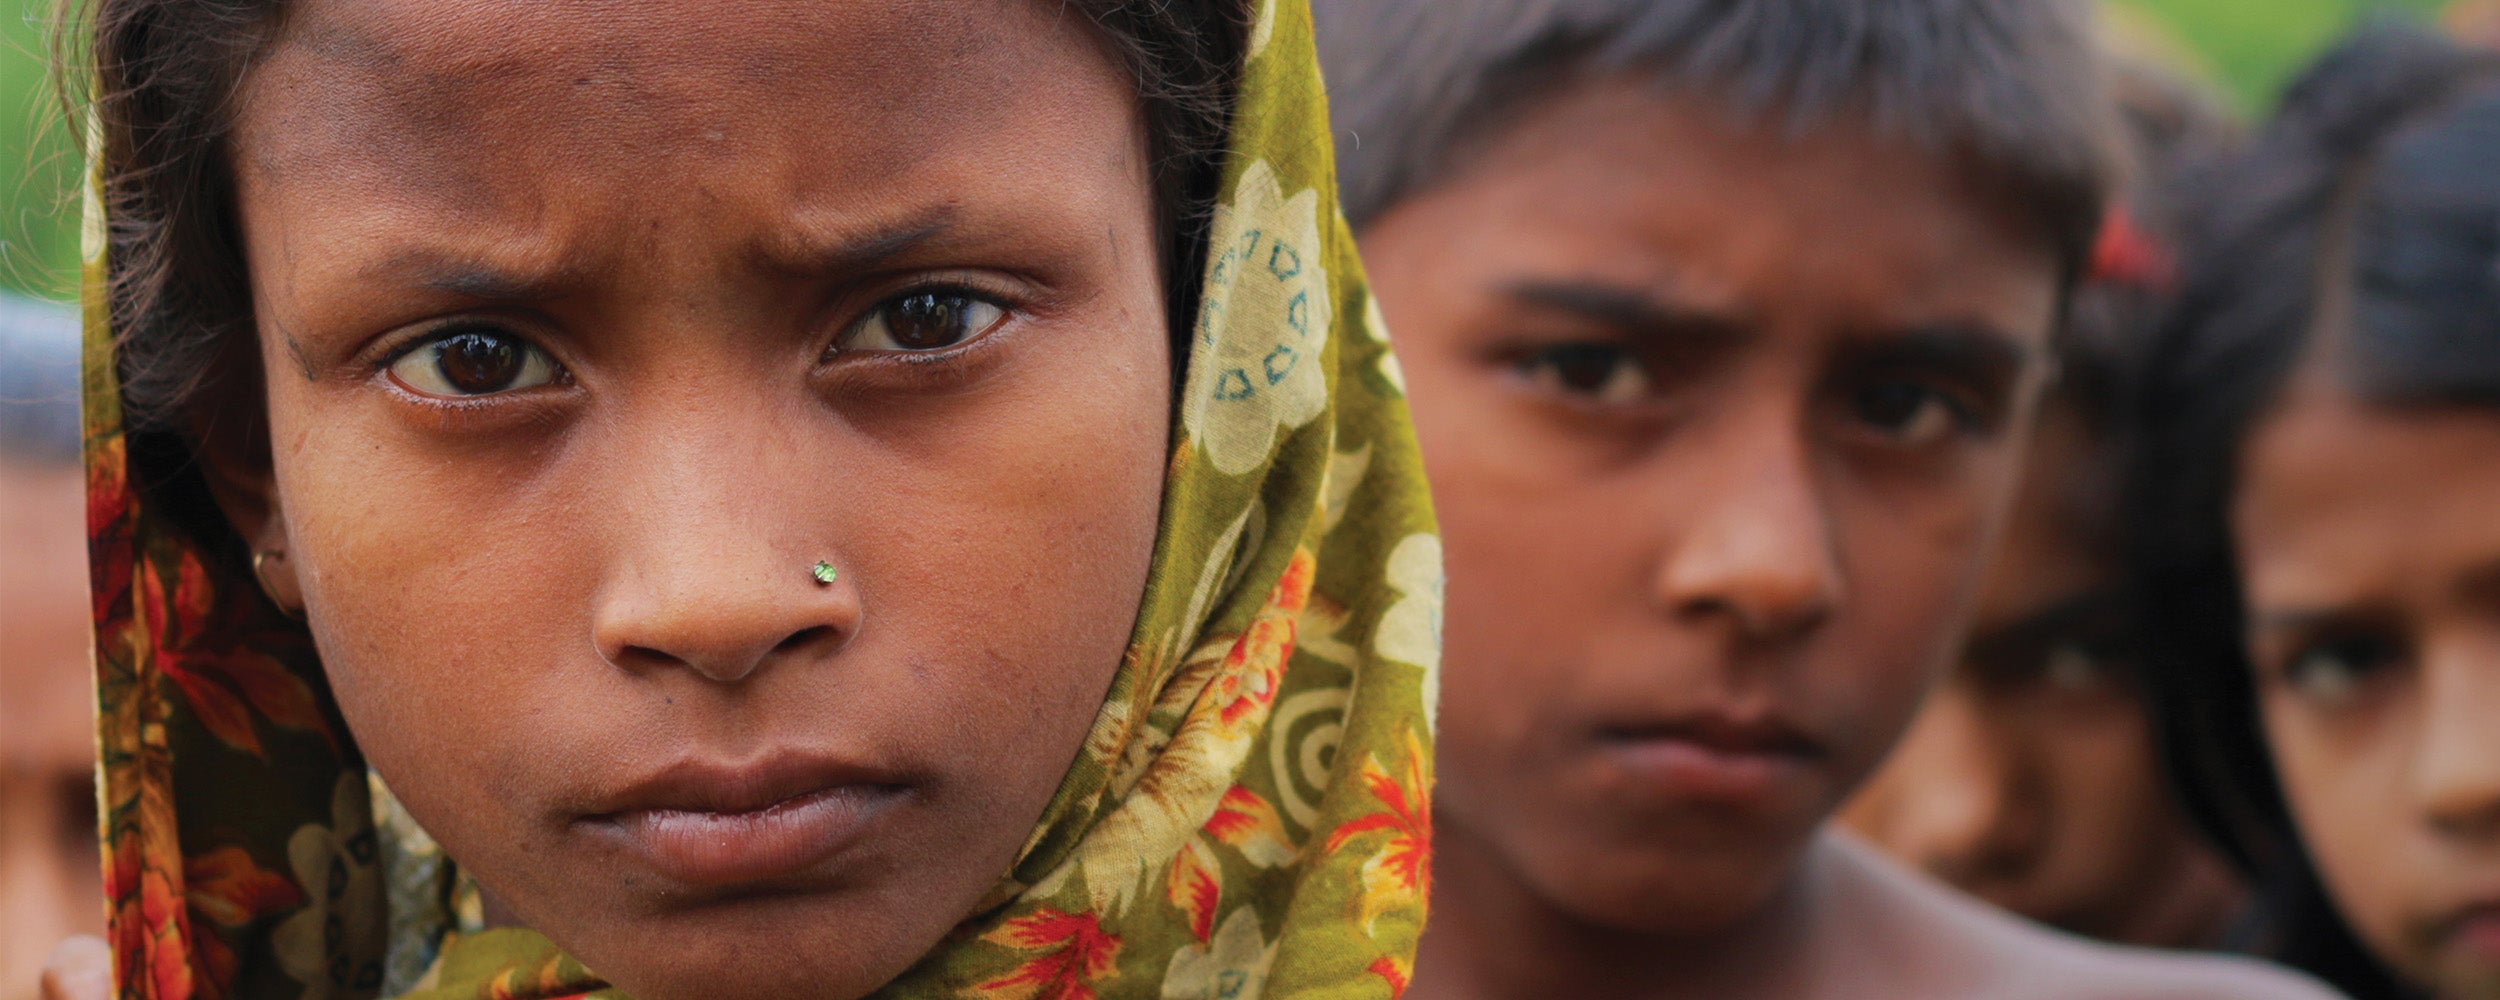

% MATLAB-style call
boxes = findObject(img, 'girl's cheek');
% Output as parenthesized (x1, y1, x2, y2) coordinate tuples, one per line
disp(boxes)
(2258, 687, 2424, 974)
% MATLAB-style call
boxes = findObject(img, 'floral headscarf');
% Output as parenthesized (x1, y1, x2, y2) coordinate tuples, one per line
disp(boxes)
(83, 1, 1439, 996)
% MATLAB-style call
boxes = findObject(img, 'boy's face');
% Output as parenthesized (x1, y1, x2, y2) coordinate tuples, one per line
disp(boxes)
(216, 1, 1169, 997)
(2236, 383, 2500, 1000)
(1844, 403, 2243, 947)
(0, 461, 105, 1000)
(1361, 81, 2056, 933)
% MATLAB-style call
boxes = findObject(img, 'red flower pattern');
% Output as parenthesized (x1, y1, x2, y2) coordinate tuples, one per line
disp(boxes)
(977, 909, 1123, 1000)
(1324, 729, 1433, 931)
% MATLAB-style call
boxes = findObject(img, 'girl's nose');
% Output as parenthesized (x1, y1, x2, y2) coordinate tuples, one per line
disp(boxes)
(587, 406, 865, 685)
(2416, 634, 2500, 838)
(1856, 688, 2043, 883)
(593, 554, 862, 684)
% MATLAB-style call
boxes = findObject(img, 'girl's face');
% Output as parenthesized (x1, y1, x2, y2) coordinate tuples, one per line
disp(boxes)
(2236, 380, 2500, 1000)
(211, 1, 1171, 997)
(1847, 402, 2243, 949)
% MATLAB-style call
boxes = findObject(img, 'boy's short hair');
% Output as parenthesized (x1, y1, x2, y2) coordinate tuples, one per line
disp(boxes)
(1316, 0, 2117, 283)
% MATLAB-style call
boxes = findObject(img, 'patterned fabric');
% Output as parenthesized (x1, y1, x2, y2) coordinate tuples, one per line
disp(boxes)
(82, 1, 1438, 998)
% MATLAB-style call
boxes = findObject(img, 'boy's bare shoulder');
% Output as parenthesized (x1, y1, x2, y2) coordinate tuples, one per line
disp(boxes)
(1820, 833, 2348, 1000)
(2044, 943, 2350, 1000)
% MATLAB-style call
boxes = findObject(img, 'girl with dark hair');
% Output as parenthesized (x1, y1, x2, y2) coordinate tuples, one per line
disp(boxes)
(51, 1, 1439, 998)
(2136, 24, 2500, 1000)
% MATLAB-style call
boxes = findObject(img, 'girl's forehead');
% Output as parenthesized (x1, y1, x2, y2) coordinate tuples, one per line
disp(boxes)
(224, 0, 1153, 334)
(272, 0, 1023, 67)
(2235, 384, 2500, 607)
(238, 0, 1102, 175)
(227, 0, 1141, 241)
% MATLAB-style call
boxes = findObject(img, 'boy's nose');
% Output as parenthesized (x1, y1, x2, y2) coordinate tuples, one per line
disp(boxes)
(1652, 415, 1842, 643)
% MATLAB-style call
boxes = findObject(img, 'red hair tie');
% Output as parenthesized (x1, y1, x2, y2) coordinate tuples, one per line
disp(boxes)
(2088, 200, 2176, 292)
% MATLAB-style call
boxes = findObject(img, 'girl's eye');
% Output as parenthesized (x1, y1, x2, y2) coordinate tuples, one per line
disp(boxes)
(1849, 380, 1966, 447)
(2281, 633, 2404, 705)
(386, 330, 562, 397)
(2041, 641, 2118, 694)
(837, 289, 1008, 354)
(1520, 344, 1653, 405)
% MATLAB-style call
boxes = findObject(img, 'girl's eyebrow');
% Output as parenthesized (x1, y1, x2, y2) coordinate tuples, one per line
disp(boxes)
(2455, 558, 2500, 608)
(356, 249, 580, 304)
(756, 205, 961, 278)
(357, 206, 965, 302)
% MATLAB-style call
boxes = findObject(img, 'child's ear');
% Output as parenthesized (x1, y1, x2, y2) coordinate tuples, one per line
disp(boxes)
(190, 373, 302, 610)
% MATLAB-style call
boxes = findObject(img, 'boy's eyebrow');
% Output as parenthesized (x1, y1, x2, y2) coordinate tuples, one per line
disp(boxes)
(1838, 323, 2044, 386)
(1500, 279, 1749, 346)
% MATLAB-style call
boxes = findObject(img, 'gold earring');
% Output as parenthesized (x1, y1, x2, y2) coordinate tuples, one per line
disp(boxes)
(251, 550, 305, 621)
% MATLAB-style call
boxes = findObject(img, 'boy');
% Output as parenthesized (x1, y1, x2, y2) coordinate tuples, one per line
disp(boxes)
(1317, 2, 2331, 996)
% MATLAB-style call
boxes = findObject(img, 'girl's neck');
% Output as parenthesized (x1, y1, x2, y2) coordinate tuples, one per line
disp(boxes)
(1408, 821, 1833, 1000)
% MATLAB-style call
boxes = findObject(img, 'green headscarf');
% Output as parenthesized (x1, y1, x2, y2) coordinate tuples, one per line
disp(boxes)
(84, 1, 1438, 997)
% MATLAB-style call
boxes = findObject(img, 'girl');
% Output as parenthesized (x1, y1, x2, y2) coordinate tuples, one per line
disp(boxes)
(72, 0, 1437, 997)
(2137, 25, 2500, 1000)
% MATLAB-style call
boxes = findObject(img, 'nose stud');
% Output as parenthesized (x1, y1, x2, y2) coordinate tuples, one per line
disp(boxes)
(812, 561, 840, 585)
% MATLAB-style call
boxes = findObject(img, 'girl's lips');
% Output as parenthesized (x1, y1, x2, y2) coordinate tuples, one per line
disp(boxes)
(574, 753, 914, 888)
(590, 784, 907, 887)
(2439, 903, 2500, 964)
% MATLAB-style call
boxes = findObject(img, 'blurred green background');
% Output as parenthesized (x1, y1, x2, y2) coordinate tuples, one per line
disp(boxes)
(0, 0, 2483, 303)
(3, 1, 76, 302)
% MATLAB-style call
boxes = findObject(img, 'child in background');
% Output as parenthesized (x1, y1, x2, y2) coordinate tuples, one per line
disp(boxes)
(1841, 57, 2251, 951)
(0, 298, 104, 1000)
(2137, 25, 2500, 1000)
(1318, 0, 2336, 997)
(63, 0, 1437, 998)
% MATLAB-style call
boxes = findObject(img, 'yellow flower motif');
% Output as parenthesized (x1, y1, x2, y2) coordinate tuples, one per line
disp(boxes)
(1162, 908, 1276, 1000)
(272, 774, 386, 1000)
(1246, 0, 1278, 62)
(1183, 159, 1334, 476)
(1363, 292, 1405, 395)
(1374, 533, 1443, 730)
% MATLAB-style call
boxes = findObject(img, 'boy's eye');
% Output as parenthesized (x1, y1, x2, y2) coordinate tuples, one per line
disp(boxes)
(1848, 380, 1967, 447)
(1520, 344, 1652, 405)
(838, 289, 1008, 354)
(387, 330, 562, 397)
(2281, 632, 2405, 705)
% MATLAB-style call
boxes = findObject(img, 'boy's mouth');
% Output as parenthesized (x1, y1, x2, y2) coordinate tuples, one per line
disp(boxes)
(575, 754, 913, 888)
(1588, 709, 1831, 807)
